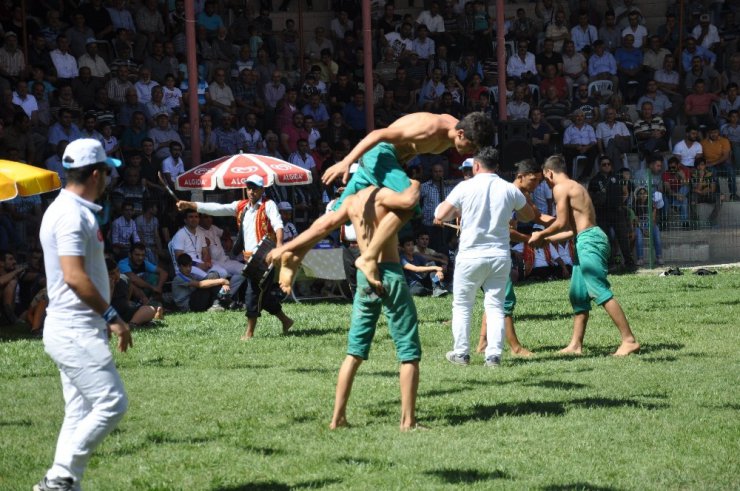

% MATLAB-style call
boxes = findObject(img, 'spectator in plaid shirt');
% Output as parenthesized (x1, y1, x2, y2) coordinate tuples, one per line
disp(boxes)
(420, 163, 453, 252)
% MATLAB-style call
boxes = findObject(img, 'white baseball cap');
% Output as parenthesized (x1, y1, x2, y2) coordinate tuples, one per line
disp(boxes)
(245, 175, 264, 187)
(62, 138, 122, 169)
(277, 201, 292, 211)
(461, 158, 474, 169)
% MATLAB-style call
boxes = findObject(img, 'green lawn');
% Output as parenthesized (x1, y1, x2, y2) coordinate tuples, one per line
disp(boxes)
(1, 270, 739, 490)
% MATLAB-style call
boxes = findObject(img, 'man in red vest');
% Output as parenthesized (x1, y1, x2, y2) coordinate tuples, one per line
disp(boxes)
(177, 175, 294, 339)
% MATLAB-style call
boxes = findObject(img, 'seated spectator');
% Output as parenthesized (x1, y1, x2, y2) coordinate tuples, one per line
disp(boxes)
(207, 68, 236, 123)
(302, 93, 329, 130)
(718, 83, 740, 125)
(400, 236, 448, 297)
(507, 85, 530, 120)
(111, 166, 147, 216)
(280, 111, 308, 157)
(662, 156, 691, 226)
(387, 67, 417, 113)
(238, 112, 264, 153)
(702, 125, 738, 200)
(197, 213, 245, 303)
(571, 83, 601, 125)
(118, 242, 168, 303)
(562, 40, 588, 93)
(213, 113, 241, 156)
(681, 36, 716, 72)
(637, 79, 675, 133)
(303, 115, 321, 150)
(545, 10, 570, 52)
(289, 138, 317, 182)
(685, 55, 721, 94)
(105, 259, 164, 326)
(536, 38, 564, 79)
(673, 125, 704, 168)
(47, 108, 81, 151)
(412, 24, 436, 61)
(506, 40, 538, 84)
(643, 35, 672, 75)
(599, 10, 622, 52)
(162, 73, 183, 113)
(588, 40, 618, 86)
(509, 7, 538, 47)
(523, 243, 570, 280)
(416, 1, 445, 39)
(118, 89, 147, 130)
(692, 13, 721, 50)
(596, 107, 632, 166)
(403, 51, 428, 85)
(110, 201, 141, 259)
(414, 232, 449, 269)
(530, 108, 554, 162)
(632, 186, 663, 265)
(657, 13, 680, 52)
(721, 109, 740, 173)
(570, 10, 598, 53)
(278, 202, 298, 242)
(539, 86, 570, 132)
(149, 112, 183, 160)
(161, 141, 185, 189)
(342, 91, 366, 142)
(615, 34, 645, 102)
(50, 35, 78, 83)
(170, 208, 222, 278)
(540, 64, 568, 101)
(106, 65, 135, 108)
(375, 90, 402, 128)
(690, 157, 722, 226)
(328, 72, 355, 112)
(621, 10, 648, 48)
(51, 84, 83, 121)
(171, 253, 229, 312)
(135, 67, 159, 106)
(720, 53, 740, 89)
(0, 250, 23, 323)
(563, 110, 599, 179)
(435, 91, 464, 119)
(419, 67, 446, 109)
(634, 101, 668, 159)
(17, 248, 45, 316)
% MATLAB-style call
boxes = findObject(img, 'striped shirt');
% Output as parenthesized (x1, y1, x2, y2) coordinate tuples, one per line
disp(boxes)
(111, 216, 140, 247)
(421, 179, 453, 225)
(0, 47, 24, 76)
(563, 124, 597, 146)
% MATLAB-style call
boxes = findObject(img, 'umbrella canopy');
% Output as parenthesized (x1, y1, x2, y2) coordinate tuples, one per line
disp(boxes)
(0, 160, 62, 201)
(175, 154, 313, 191)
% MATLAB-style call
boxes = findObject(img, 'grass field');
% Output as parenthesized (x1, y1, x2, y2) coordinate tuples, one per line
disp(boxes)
(1, 270, 739, 491)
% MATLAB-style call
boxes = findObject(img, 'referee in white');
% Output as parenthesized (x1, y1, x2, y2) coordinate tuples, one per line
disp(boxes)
(435, 147, 535, 367)
(36, 139, 132, 491)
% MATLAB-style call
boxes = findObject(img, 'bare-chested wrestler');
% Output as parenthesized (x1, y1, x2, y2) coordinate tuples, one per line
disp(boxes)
(266, 112, 495, 295)
(529, 155, 640, 356)
(329, 181, 424, 431)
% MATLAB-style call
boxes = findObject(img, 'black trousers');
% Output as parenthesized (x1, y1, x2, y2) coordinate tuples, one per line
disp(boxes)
(190, 286, 221, 312)
(597, 207, 635, 267)
(244, 268, 283, 318)
(342, 244, 361, 298)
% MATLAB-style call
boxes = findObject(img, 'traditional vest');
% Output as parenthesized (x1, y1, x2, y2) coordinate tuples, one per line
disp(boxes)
(235, 198, 277, 246)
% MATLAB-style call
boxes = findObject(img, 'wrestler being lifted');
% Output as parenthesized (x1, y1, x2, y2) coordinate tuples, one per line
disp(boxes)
(265, 112, 495, 294)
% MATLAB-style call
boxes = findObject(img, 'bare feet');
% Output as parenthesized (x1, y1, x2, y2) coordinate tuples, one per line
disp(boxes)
(613, 340, 640, 356)
(154, 306, 165, 320)
(559, 344, 583, 355)
(240, 334, 253, 341)
(282, 317, 294, 335)
(511, 346, 534, 357)
(475, 338, 487, 353)
(400, 423, 429, 432)
(355, 255, 384, 295)
(329, 417, 349, 430)
(278, 252, 302, 294)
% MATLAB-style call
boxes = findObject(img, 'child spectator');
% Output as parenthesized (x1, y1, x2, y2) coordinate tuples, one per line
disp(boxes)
(632, 186, 664, 266)
(107, 258, 162, 325)
(172, 253, 230, 312)
(278, 202, 298, 242)
(400, 236, 448, 297)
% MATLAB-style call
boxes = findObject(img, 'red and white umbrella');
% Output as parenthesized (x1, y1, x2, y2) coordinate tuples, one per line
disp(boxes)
(174, 153, 313, 191)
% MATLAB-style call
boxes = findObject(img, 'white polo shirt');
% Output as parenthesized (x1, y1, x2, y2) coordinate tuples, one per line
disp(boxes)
(40, 189, 109, 328)
(171, 226, 207, 262)
(443, 173, 527, 259)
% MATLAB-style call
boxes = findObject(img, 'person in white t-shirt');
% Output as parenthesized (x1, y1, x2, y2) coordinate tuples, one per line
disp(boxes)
(672, 125, 703, 167)
(434, 147, 535, 367)
(197, 213, 245, 305)
(37, 138, 131, 491)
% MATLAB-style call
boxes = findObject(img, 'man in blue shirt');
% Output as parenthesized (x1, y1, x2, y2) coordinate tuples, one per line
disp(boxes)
(117, 242, 168, 302)
(342, 90, 367, 143)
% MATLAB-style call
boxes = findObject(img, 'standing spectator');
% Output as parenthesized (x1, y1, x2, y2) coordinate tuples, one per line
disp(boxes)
(662, 156, 691, 226)
(588, 156, 637, 270)
(420, 163, 453, 252)
(632, 186, 663, 266)
(690, 157, 722, 226)
(110, 201, 140, 259)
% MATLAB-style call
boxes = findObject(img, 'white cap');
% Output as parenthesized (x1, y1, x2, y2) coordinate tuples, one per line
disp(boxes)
(85, 37, 97, 45)
(653, 191, 665, 210)
(461, 158, 474, 169)
(245, 175, 264, 187)
(277, 201, 292, 211)
(62, 138, 122, 169)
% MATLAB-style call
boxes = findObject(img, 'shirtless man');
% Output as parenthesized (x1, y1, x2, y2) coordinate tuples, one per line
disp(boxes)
(529, 155, 640, 356)
(330, 181, 423, 431)
(266, 112, 495, 295)
(475, 159, 555, 357)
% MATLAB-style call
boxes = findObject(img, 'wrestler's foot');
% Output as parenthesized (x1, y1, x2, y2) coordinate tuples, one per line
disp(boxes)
(154, 306, 165, 320)
(329, 416, 349, 430)
(511, 346, 534, 357)
(400, 423, 429, 432)
(559, 344, 583, 355)
(355, 255, 384, 295)
(278, 252, 302, 294)
(240, 328, 255, 341)
(475, 339, 487, 353)
(282, 317, 294, 334)
(613, 340, 640, 356)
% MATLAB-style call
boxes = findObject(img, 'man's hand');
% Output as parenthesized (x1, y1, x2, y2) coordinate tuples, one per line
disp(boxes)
(221, 281, 231, 292)
(177, 200, 197, 211)
(322, 160, 351, 185)
(433, 217, 444, 226)
(109, 319, 133, 353)
(529, 231, 545, 247)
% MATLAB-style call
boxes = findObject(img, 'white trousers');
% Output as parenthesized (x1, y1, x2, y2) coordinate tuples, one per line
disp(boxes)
(43, 323, 128, 488)
(451, 255, 511, 359)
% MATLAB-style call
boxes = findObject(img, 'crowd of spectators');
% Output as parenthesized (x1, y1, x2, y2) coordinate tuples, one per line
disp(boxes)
(0, 0, 739, 329)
